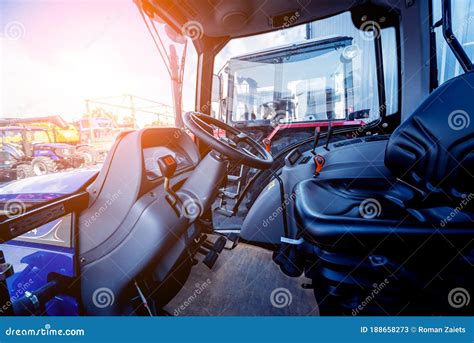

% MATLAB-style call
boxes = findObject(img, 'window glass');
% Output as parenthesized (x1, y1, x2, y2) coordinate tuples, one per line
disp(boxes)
(28, 130, 50, 143)
(228, 38, 358, 123)
(381, 27, 399, 115)
(433, 0, 474, 85)
(214, 11, 399, 126)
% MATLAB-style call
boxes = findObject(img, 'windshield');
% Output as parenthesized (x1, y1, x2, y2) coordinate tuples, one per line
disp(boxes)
(215, 11, 398, 126)
(28, 130, 51, 143)
(229, 37, 356, 124)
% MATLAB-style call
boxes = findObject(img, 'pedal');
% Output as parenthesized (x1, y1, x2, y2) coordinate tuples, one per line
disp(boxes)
(202, 236, 226, 253)
(207, 236, 226, 253)
(219, 189, 238, 199)
(214, 236, 227, 253)
(203, 250, 219, 269)
(227, 232, 239, 242)
(215, 207, 235, 217)
(226, 233, 239, 249)
(196, 246, 210, 256)
(227, 175, 241, 182)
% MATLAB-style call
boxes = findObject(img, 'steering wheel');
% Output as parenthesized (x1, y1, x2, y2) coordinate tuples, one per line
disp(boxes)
(182, 111, 273, 169)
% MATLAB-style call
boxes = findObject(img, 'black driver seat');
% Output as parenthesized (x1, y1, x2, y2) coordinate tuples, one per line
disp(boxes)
(294, 71, 474, 315)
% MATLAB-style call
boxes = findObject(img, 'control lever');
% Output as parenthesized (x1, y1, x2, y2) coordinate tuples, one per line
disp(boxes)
(324, 121, 334, 151)
(157, 155, 182, 212)
(313, 154, 326, 176)
(311, 127, 321, 155)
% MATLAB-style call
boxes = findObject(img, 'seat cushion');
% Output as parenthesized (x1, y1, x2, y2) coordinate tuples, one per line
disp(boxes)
(295, 177, 473, 252)
(295, 72, 474, 251)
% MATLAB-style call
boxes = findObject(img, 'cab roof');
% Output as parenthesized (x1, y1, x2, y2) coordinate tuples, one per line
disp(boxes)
(138, 0, 401, 41)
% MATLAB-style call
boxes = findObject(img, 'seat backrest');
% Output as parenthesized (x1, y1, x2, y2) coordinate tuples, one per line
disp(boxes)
(385, 72, 474, 200)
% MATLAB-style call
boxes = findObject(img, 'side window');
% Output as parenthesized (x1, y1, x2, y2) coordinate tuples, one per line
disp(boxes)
(381, 27, 399, 116)
(433, 0, 474, 85)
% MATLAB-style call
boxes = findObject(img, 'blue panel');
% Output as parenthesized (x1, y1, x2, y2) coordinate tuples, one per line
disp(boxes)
(0, 242, 78, 316)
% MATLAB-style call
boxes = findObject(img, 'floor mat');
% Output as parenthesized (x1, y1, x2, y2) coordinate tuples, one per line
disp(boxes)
(164, 242, 319, 316)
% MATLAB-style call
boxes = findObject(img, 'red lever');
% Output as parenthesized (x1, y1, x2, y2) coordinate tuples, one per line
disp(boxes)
(314, 154, 325, 175)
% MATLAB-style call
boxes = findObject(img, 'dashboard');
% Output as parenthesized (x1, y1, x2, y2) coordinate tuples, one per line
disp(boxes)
(143, 144, 194, 180)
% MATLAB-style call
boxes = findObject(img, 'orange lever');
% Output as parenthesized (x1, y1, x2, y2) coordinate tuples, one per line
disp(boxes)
(314, 154, 325, 175)
(263, 138, 271, 152)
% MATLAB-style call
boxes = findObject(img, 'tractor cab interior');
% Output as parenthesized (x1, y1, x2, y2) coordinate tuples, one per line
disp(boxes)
(0, 0, 473, 316)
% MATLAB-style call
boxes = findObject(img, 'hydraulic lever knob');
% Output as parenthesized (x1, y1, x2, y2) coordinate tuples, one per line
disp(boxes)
(157, 155, 182, 213)
(314, 154, 325, 176)
(157, 154, 177, 179)
(157, 154, 178, 195)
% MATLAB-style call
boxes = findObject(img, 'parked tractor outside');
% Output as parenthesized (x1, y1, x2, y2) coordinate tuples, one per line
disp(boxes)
(0, 126, 85, 180)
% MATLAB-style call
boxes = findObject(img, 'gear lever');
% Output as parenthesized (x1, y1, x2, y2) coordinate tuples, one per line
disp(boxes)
(157, 155, 182, 210)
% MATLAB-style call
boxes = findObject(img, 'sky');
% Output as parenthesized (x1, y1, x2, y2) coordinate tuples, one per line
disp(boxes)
(0, 0, 307, 124)
(0, 0, 191, 123)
